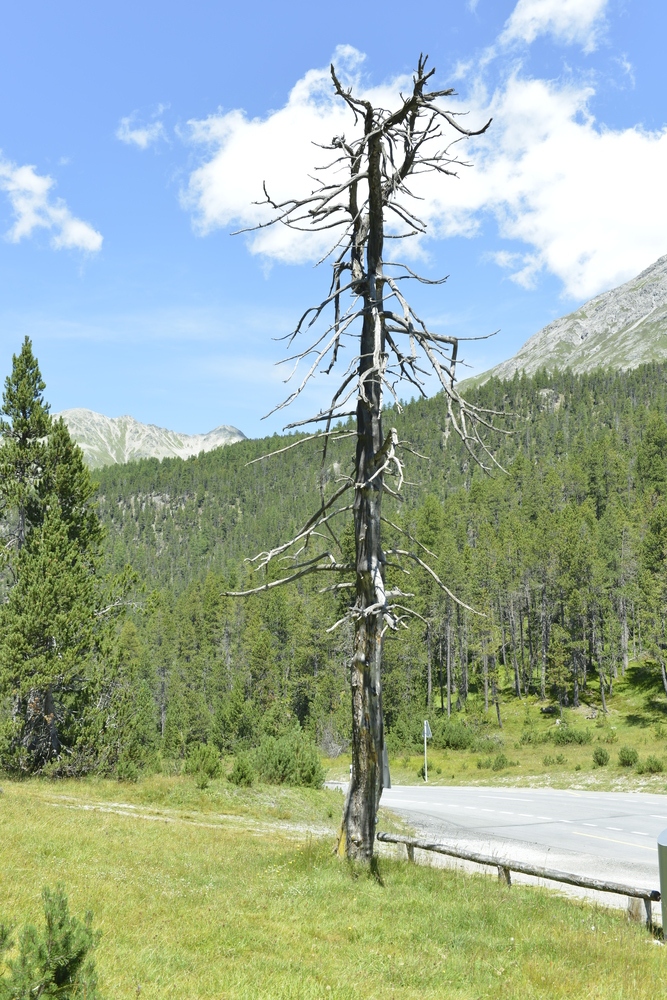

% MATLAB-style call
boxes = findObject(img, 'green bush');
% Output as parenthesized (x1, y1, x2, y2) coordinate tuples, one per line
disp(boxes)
(492, 753, 509, 771)
(551, 727, 592, 746)
(636, 755, 664, 775)
(254, 728, 324, 788)
(618, 746, 639, 768)
(184, 743, 222, 781)
(0, 885, 101, 999)
(116, 759, 139, 782)
(436, 720, 473, 751)
(228, 752, 255, 787)
(520, 730, 547, 746)
(476, 757, 492, 770)
(592, 747, 609, 767)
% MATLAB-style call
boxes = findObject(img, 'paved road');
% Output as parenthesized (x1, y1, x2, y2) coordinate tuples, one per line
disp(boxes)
(372, 785, 667, 904)
(382, 785, 666, 867)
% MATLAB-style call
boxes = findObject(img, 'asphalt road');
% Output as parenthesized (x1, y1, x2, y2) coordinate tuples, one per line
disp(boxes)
(376, 785, 667, 900)
(382, 785, 667, 866)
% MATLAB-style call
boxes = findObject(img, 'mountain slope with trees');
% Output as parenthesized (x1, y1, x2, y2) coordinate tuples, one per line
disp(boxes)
(86, 361, 667, 762)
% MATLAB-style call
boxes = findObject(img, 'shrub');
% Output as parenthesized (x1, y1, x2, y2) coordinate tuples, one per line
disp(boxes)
(520, 730, 547, 746)
(0, 885, 101, 999)
(436, 720, 473, 752)
(228, 752, 255, 787)
(116, 759, 139, 783)
(592, 747, 609, 767)
(477, 757, 492, 770)
(618, 746, 639, 768)
(184, 743, 222, 781)
(492, 753, 509, 772)
(551, 727, 592, 746)
(636, 755, 664, 775)
(543, 754, 555, 766)
(254, 728, 324, 788)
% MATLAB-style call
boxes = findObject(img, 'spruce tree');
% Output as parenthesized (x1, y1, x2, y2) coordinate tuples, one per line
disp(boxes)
(0, 337, 51, 557)
(0, 344, 106, 773)
(0, 504, 96, 769)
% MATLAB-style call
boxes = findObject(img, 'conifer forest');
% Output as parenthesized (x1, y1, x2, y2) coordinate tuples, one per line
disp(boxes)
(4, 338, 667, 779)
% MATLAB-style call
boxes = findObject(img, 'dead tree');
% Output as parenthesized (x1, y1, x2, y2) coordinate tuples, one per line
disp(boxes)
(227, 55, 502, 861)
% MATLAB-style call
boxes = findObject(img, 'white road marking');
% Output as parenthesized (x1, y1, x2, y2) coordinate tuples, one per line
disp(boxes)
(631, 831, 649, 837)
(573, 831, 657, 852)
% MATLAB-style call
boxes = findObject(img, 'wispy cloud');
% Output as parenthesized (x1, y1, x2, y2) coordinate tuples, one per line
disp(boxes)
(0, 156, 102, 252)
(116, 112, 166, 150)
(499, 0, 609, 51)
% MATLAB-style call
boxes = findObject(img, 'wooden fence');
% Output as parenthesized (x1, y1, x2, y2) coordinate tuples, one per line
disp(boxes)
(376, 831, 661, 929)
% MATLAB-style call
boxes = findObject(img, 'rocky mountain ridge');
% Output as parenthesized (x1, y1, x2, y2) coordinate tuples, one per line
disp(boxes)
(55, 408, 246, 468)
(472, 253, 667, 384)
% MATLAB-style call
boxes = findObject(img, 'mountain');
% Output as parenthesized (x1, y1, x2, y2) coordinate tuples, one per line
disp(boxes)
(55, 408, 246, 468)
(471, 253, 667, 384)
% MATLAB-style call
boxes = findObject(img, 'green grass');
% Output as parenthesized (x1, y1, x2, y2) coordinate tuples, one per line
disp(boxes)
(1, 777, 666, 999)
(326, 662, 667, 791)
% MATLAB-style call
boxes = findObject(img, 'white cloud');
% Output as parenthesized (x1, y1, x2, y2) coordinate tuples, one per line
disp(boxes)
(0, 156, 102, 253)
(116, 114, 166, 150)
(181, 41, 667, 302)
(500, 0, 608, 51)
(182, 45, 408, 264)
(433, 75, 667, 298)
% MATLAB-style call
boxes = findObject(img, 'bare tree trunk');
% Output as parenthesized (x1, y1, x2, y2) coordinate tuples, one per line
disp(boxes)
(458, 609, 468, 703)
(620, 597, 628, 676)
(426, 623, 432, 710)
(540, 590, 548, 700)
(491, 666, 502, 728)
(660, 658, 667, 699)
(593, 619, 607, 714)
(340, 130, 385, 862)
(483, 649, 489, 713)
(508, 598, 522, 699)
(446, 621, 452, 719)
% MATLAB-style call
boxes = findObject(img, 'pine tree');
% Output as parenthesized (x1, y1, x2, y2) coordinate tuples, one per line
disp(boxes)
(0, 504, 97, 770)
(0, 345, 106, 774)
(0, 337, 51, 559)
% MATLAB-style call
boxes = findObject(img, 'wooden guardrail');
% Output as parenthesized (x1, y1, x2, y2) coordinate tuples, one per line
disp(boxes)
(377, 832, 661, 929)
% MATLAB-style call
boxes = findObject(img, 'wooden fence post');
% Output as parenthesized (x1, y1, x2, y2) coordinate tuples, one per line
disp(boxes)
(498, 865, 512, 886)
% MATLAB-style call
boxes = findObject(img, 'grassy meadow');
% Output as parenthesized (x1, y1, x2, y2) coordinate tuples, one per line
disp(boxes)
(1, 775, 666, 999)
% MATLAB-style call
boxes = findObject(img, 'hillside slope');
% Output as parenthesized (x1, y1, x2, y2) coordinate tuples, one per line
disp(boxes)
(55, 408, 246, 468)
(94, 362, 667, 590)
(472, 254, 667, 383)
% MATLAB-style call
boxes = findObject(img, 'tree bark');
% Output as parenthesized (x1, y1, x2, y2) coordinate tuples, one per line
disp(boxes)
(339, 128, 385, 862)
(446, 622, 452, 719)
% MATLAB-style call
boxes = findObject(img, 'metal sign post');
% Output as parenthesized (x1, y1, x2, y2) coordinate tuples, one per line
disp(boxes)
(423, 720, 432, 782)
(658, 827, 667, 935)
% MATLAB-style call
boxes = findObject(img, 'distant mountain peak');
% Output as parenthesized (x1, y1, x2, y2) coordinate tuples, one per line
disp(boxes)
(472, 253, 667, 384)
(54, 408, 246, 468)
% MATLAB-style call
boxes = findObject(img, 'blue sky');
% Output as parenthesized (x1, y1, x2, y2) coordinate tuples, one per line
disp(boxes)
(0, 0, 665, 437)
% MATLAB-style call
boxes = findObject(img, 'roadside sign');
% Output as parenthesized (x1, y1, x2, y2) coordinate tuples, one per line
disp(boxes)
(423, 720, 432, 781)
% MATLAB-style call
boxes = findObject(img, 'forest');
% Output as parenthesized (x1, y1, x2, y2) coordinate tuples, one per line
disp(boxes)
(4, 341, 667, 777)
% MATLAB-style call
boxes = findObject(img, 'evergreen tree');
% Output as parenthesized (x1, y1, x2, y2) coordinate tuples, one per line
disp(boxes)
(0, 337, 51, 559)
(0, 346, 107, 774)
(0, 504, 97, 770)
